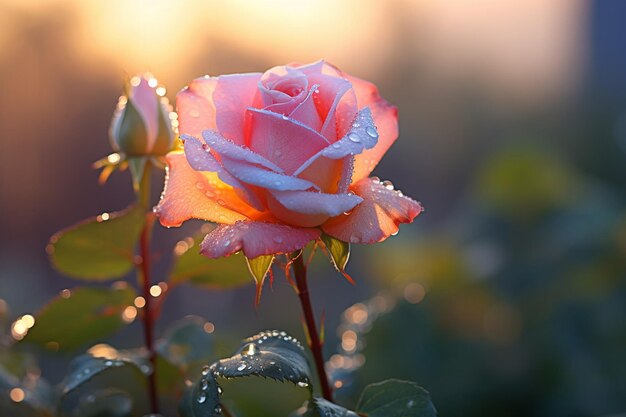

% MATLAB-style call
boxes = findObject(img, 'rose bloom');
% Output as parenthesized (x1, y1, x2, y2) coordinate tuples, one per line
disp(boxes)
(155, 61, 422, 259)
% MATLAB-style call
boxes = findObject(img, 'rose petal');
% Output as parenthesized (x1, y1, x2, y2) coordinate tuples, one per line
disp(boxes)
(307, 73, 356, 142)
(343, 74, 399, 182)
(176, 76, 218, 139)
(129, 78, 159, 150)
(287, 85, 323, 132)
(293, 108, 378, 175)
(322, 177, 422, 244)
(155, 152, 259, 227)
(247, 108, 329, 174)
(200, 221, 320, 259)
(221, 156, 318, 191)
(270, 189, 362, 216)
(183, 136, 266, 210)
(214, 73, 262, 145)
(202, 129, 283, 172)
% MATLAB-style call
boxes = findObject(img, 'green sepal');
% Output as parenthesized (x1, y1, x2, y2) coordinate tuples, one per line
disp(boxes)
(245, 254, 274, 305)
(115, 98, 149, 156)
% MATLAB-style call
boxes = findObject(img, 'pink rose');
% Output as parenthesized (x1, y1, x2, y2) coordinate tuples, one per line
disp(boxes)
(155, 61, 422, 259)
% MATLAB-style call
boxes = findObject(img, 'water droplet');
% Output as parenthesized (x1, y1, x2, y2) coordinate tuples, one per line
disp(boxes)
(366, 126, 378, 138)
(407, 400, 415, 408)
(104, 360, 113, 367)
(281, 114, 289, 120)
(273, 236, 284, 243)
(201, 365, 210, 376)
(241, 343, 259, 356)
(348, 133, 360, 143)
(237, 362, 247, 371)
(352, 122, 360, 128)
(217, 386, 223, 395)
(197, 392, 206, 404)
(214, 405, 222, 414)
(205, 190, 215, 198)
(195, 182, 204, 189)
(332, 142, 341, 148)
(349, 234, 361, 244)
(224, 240, 231, 247)
(297, 381, 309, 388)
(200, 378, 209, 391)
(382, 180, 394, 190)
(217, 199, 226, 206)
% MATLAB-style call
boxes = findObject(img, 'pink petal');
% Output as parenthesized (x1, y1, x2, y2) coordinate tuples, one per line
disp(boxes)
(200, 221, 320, 259)
(288, 85, 323, 132)
(202, 129, 282, 172)
(183, 136, 266, 210)
(214, 73, 262, 145)
(129, 78, 158, 150)
(343, 74, 399, 182)
(296, 155, 349, 194)
(247, 108, 329, 174)
(307, 73, 356, 142)
(155, 152, 260, 227)
(322, 177, 423, 244)
(220, 156, 318, 191)
(294, 108, 378, 175)
(270, 189, 362, 216)
(176, 76, 218, 139)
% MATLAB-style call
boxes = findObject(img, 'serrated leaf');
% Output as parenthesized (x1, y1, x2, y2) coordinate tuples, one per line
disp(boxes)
(245, 255, 274, 305)
(185, 370, 222, 417)
(211, 330, 311, 388)
(22, 286, 136, 351)
(48, 205, 145, 280)
(321, 234, 350, 271)
(356, 379, 437, 417)
(302, 398, 359, 417)
(156, 316, 214, 372)
(71, 388, 132, 417)
(170, 236, 252, 289)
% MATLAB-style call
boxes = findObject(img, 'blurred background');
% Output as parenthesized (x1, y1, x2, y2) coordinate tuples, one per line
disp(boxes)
(1, 0, 626, 416)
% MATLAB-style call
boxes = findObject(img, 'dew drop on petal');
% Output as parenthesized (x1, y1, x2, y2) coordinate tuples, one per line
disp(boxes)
(197, 392, 206, 404)
(366, 126, 379, 138)
(348, 133, 360, 143)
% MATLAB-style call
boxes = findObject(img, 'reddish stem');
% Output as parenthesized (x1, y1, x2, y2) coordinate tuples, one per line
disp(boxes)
(139, 213, 159, 414)
(292, 254, 333, 401)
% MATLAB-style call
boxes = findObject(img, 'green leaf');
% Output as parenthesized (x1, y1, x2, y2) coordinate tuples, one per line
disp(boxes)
(57, 352, 148, 417)
(356, 379, 437, 417)
(321, 234, 350, 272)
(71, 389, 132, 417)
(22, 286, 136, 351)
(48, 205, 145, 281)
(169, 236, 252, 289)
(210, 330, 311, 388)
(182, 369, 222, 417)
(245, 255, 274, 305)
(156, 316, 214, 372)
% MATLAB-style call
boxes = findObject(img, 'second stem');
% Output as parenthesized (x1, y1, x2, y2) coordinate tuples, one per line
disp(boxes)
(292, 254, 333, 401)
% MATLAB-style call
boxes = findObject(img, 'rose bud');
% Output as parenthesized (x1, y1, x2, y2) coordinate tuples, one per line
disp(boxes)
(110, 73, 176, 157)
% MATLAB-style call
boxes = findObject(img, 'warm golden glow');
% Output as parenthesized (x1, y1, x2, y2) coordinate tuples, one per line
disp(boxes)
(341, 330, 357, 353)
(121, 306, 137, 323)
(203, 322, 215, 334)
(149, 284, 162, 297)
(88, 343, 119, 359)
(134, 296, 146, 308)
(9, 388, 25, 403)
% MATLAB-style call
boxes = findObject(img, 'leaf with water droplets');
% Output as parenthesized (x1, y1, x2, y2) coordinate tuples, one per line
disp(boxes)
(71, 388, 133, 417)
(356, 379, 437, 417)
(245, 254, 274, 305)
(48, 205, 145, 281)
(169, 234, 252, 289)
(60, 354, 143, 396)
(179, 370, 221, 417)
(320, 233, 350, 273)
(210, 330, 311, 389)
(21, 286, 136, 351)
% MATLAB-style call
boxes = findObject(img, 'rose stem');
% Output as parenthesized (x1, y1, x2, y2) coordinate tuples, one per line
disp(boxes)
(137, 164, 159, 414)
(292, 254, 333, 401)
